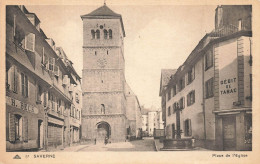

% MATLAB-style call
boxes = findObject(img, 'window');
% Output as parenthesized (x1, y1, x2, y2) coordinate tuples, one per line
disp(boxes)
(109, 29, 112, 39)
(168, 89, 171, 101)
(245, 114, 252, 144)
(54, 65, 59, 77)
(179, 77, 185, 91)
(36, 85, 42, 103)
(187, 66, 195, 84)
(96, 30, 100, 39)
(21, 73, 28, 97)
(14, 23, 25, 48)
(24, 33, 35, 52)
(179, 97, 185, 109)
(205, 50, 213, 70)
(187, 90, 195, 106)
(14, 114, 22, 141)
(43, 92, 47, 107)
(48, 58, 55, 71)
(75, 93, 79, 103)
(173, 102, 177, 113)
(205, 78, 214, 98)
(91, 30, 95, 39)
(104, 29, 108, 39)
(101, 104, 105, 114)
(8, 65, 18, 93)
(184, 119, 192, 136)
(168, 106, 171, 116)
(173, 85, 177, 96)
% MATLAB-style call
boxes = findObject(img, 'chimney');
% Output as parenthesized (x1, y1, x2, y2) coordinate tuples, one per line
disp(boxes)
(215, 5, 223, 29)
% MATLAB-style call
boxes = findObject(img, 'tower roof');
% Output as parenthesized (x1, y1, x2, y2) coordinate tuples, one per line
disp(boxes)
(82, 5, 121, 17)
(81, 4, 125, 37)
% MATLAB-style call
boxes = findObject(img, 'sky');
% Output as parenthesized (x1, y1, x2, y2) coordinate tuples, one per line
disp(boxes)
(26, 4, 217, 109)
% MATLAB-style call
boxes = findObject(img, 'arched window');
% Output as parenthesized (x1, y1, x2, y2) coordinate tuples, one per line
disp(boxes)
(109, 29, 112, 39)
(101, 104, 105, 114)
(104, 29, 108, 39)
(96, 30, 100, 39)
(91, 30, 95, 39)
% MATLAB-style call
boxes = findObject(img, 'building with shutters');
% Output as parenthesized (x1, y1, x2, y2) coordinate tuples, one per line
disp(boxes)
(6, 5, 82, 151)
(81, 4, 142, 142)
(141, 106, 164, 137)
(160, 5, 252, 150)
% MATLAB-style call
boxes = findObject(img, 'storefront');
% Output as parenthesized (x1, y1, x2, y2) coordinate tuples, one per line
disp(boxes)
(215, 109, 252, 151)
(47, 115, 64, 148)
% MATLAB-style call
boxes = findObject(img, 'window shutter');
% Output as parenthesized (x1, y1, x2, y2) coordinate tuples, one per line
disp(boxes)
(25, 33, 35, 52)
(23, 117, 28, 141)
(193, 91, 195, 104)
(25, 75, 28, 97)
(183, 97, 185, 108)
(183, 120, 186, 136)
(187, 94, 190, 106)
(13, 15, 16, 37)
(9, 113, 15, 142)
(186, 73, 189, 85)
(192, 66, 195, 80)
(41, 47, 45, 64)
(9, 66, 14, 91)
(189, 119, 192, 136)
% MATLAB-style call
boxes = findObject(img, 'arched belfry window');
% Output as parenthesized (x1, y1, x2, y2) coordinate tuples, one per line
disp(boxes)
(101, 104, 105, 114)
(109, 29, 112, 39)
(91, 30, 95, 39)
(96, 30, 100, 39)
(104, 29, 108, 39)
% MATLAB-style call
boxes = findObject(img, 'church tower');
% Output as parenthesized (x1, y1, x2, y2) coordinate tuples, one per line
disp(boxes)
(81, 4, 127, 142)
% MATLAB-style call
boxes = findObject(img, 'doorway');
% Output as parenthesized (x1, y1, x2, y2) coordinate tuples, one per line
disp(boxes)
(96, 122, 111, 139)
(38, 120, 44, 149)
(222, 116, 236, 150)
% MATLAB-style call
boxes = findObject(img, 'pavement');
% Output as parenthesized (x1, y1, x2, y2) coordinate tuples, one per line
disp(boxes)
(77, 138, 156, 151)
(153, 139, 211, 151)
(39, 138, 211, 152)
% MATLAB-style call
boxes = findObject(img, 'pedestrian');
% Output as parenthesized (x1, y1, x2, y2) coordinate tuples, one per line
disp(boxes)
(104, 136, 108, 145)
(94, 138, 96, 145)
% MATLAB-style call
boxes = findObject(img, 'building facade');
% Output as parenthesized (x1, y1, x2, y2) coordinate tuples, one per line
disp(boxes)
(160, 5, 252, 151)
(141, 107, 164, 137)
(6, 5, 82, 151)
(81, 4, 141, 142)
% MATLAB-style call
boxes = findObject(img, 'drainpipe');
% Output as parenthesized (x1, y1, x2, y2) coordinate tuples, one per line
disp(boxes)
(202, 57, 207, 141)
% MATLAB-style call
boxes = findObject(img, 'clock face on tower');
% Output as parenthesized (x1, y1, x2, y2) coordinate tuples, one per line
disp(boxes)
(97, 58, 107, 68)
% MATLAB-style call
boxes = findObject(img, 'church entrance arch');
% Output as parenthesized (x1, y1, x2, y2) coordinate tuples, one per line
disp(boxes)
(96, 121, 111, 139)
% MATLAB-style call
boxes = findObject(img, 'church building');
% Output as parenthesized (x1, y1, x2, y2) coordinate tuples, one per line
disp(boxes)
(81, 4, 141, 142)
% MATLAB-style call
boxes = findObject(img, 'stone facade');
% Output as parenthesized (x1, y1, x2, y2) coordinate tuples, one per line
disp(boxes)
(81, 5, 141, 142)
(160, 5, 252, 150)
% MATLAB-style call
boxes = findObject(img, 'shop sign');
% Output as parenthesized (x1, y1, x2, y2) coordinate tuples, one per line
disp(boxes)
(220, 78, 237, 95)
(6, 96, 39, 114)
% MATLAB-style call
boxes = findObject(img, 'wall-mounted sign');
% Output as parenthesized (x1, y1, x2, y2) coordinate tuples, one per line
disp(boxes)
(6, 96, 39, 114)
(220, 78, 237, 95)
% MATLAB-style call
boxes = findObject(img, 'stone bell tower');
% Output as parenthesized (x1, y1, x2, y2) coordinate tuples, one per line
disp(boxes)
(81, 4, 127, 142)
